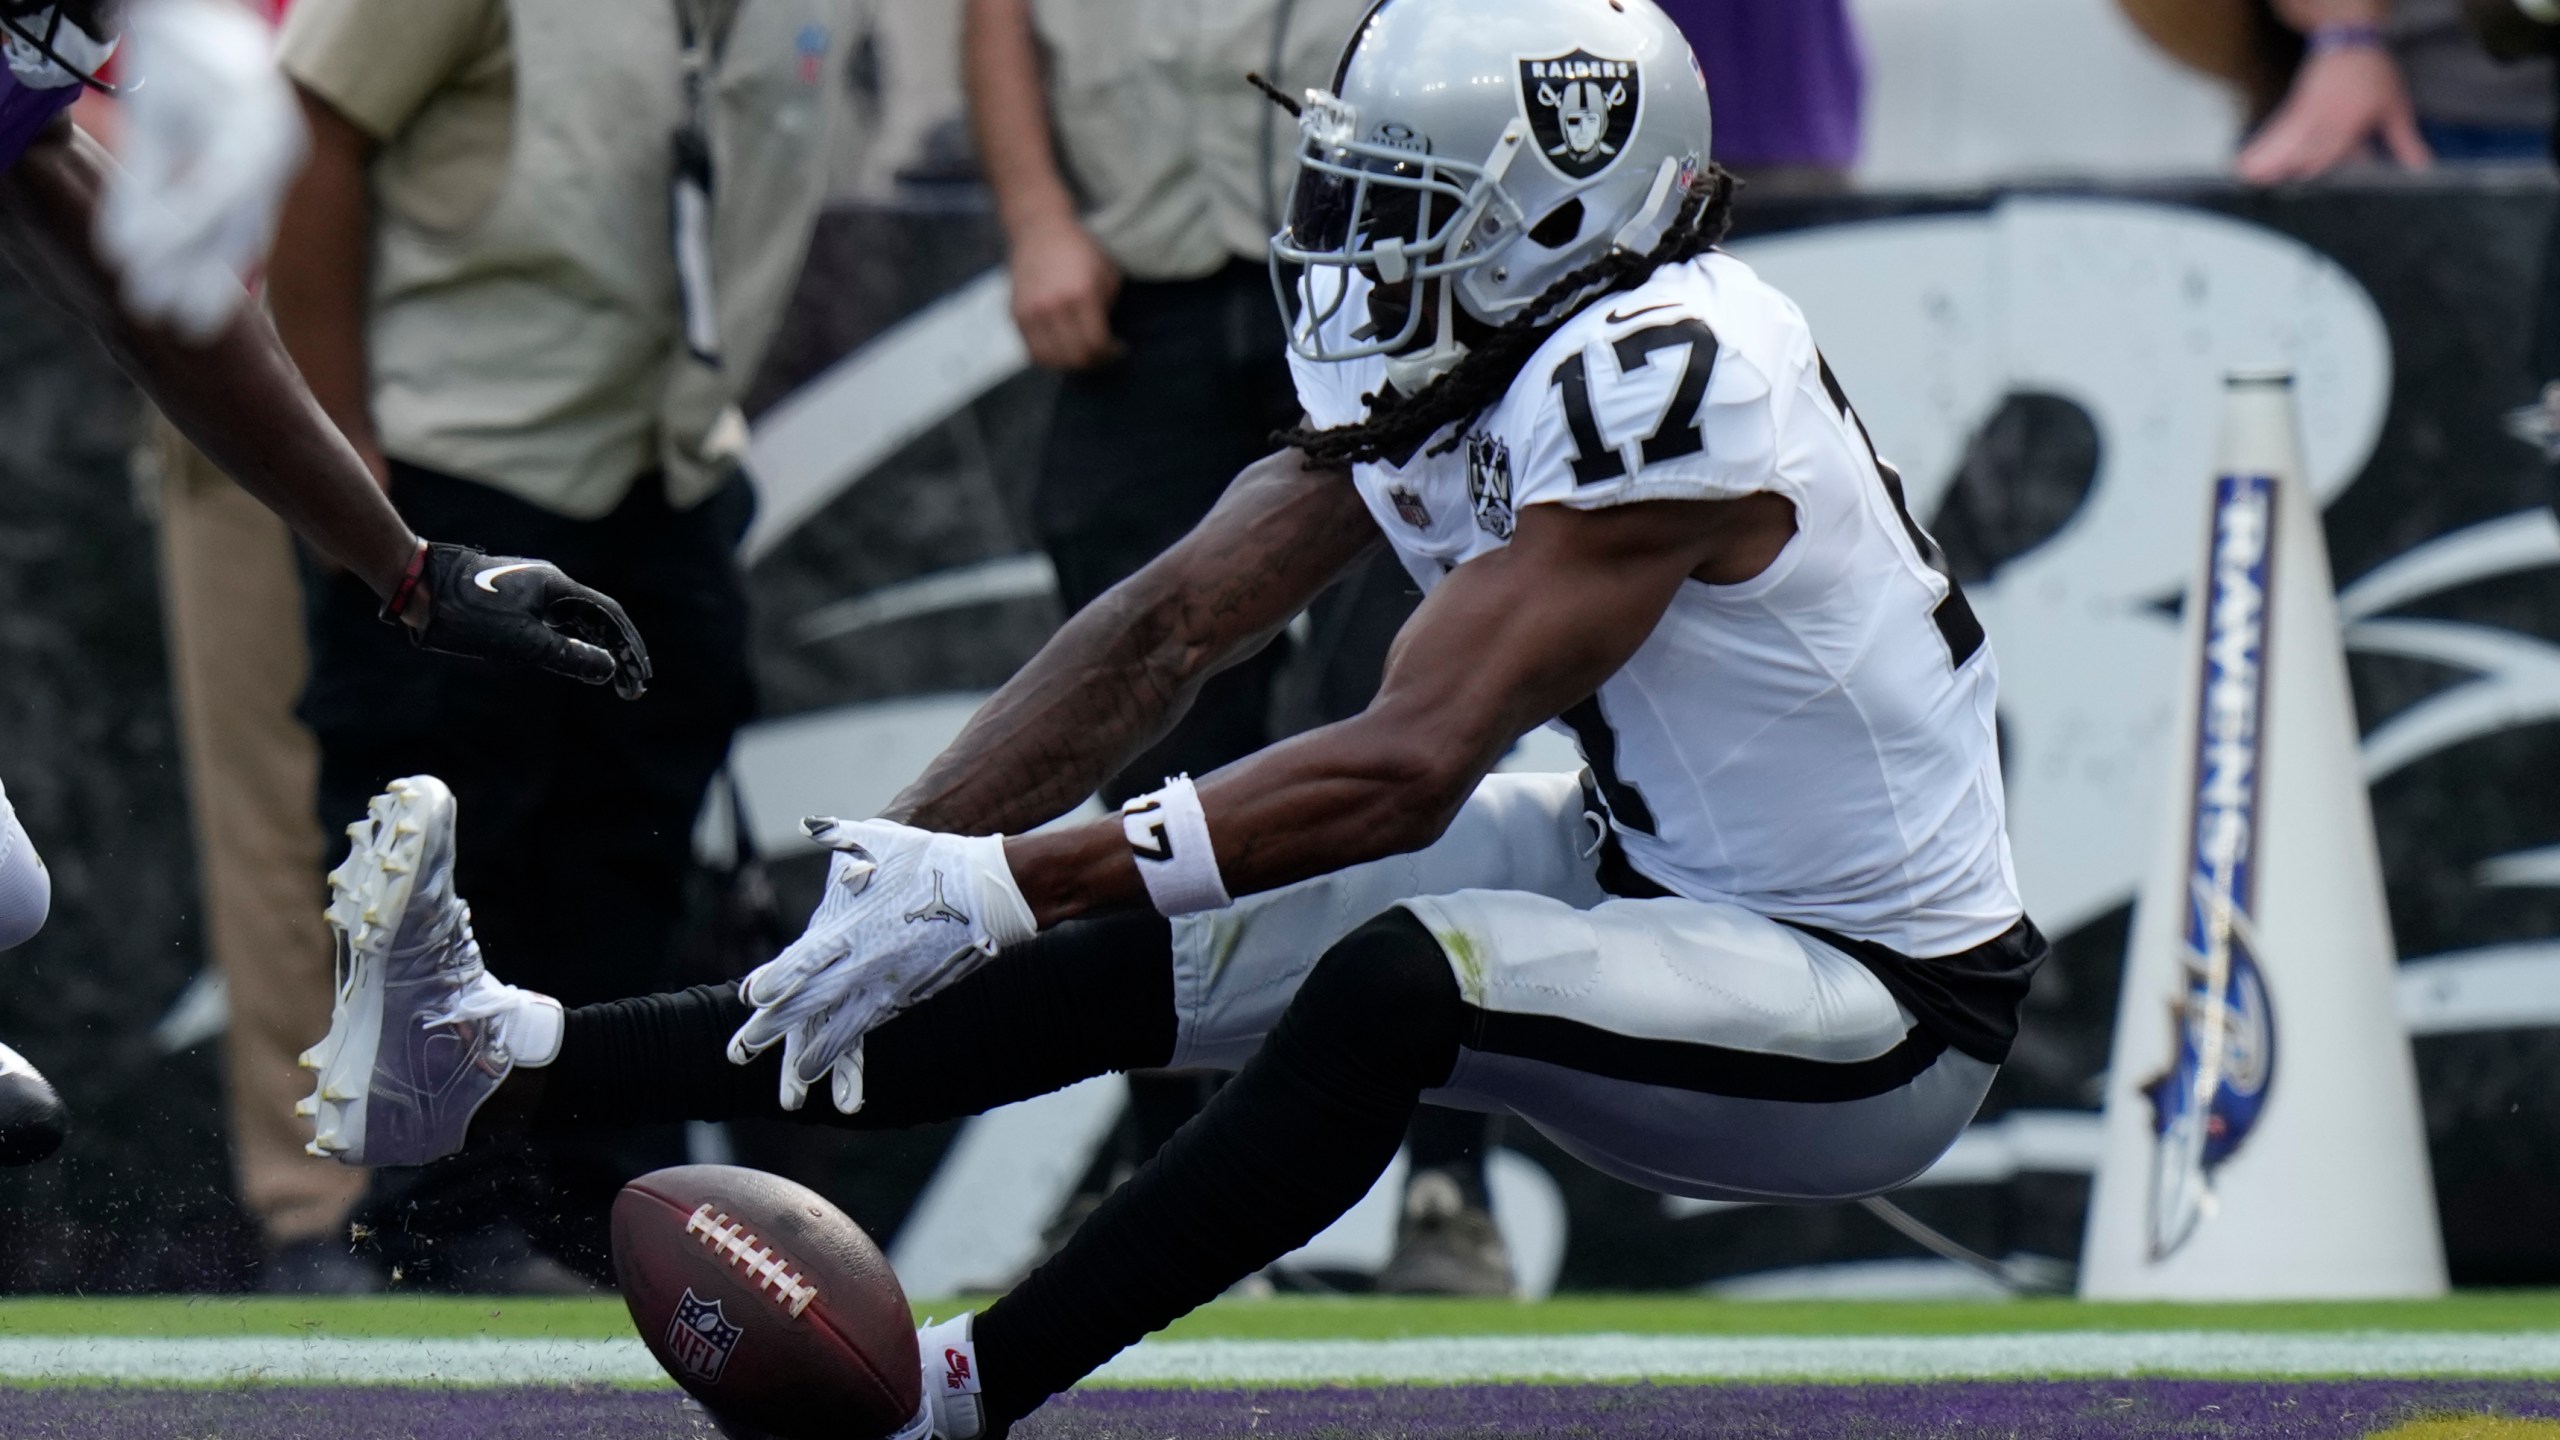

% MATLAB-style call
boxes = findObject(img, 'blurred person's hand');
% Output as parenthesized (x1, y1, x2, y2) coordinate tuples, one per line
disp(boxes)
(2236, 32, 2433, 182)
(98, 0, 309, 341)
(1007, 216, 1123, 371)
(966, 0, 1123, 371)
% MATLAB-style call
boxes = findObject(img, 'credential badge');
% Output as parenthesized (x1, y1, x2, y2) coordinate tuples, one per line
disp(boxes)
(667, 1288, 745, 1385)
(1518, 50, 1641, 181)
(1467, 434, 1515, 540)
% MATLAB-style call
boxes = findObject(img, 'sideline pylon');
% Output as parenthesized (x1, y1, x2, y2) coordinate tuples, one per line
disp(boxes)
(2079, 371, 2444, 1299)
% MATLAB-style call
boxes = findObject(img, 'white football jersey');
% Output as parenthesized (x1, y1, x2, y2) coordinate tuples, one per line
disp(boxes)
(1288, 252, 2021, 958)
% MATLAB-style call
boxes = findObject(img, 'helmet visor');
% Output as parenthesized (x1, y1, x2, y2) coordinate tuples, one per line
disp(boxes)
(1270, 94, 1518, 364)
(1284, 155, 1437, 256)
(1279, 148, 1472, 273)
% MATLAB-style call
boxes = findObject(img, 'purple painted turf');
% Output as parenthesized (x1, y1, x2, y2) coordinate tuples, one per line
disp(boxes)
(2, 1382, 2558, 1439)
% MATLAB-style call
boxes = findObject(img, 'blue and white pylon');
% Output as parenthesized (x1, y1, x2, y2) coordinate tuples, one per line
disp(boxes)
(2080, 371, 2444, 1299)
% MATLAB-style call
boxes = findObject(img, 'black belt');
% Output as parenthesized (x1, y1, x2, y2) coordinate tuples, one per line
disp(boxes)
(1575, 771, 2044, 1065)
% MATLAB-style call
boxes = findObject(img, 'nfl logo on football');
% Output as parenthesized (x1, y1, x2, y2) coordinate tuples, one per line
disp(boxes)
(667, 1288, 746, 1385)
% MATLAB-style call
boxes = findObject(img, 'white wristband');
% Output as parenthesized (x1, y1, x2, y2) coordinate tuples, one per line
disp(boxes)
(1121, 775, 1232, 917)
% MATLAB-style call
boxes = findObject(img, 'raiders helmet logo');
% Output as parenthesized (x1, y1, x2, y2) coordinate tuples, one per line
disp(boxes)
(1518, 50, 1641, 181)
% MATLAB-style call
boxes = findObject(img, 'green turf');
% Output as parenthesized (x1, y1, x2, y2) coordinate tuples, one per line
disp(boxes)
(0, 1297, 636, 1340)
(0, 1293, 2551, 1342)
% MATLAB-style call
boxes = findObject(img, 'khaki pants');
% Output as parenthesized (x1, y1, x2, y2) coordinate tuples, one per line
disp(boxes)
(154, 422, 368, 1249)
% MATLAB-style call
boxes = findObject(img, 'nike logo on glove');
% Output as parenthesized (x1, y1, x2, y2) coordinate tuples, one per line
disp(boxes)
(472, 562, 552, 593)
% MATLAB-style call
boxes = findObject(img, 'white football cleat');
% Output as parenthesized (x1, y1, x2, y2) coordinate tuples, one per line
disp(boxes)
(299, 776, 560, 1166)
(0, 1041, 66, 1166)
(0, 777, 51, 952)
(893, 1312, 986, 1440)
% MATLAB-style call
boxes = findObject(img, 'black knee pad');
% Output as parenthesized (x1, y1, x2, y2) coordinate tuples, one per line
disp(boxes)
(1279, 908, 1466, 1092)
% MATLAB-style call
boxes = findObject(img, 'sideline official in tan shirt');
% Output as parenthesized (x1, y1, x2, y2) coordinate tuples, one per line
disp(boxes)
(975, 0, 1366, 370)
(268, 0, 852, 1291)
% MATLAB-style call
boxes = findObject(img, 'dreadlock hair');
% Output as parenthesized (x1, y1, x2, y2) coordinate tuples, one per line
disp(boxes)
(1278, 162, 1740, 469)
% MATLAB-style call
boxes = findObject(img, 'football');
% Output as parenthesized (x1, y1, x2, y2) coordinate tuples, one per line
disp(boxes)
(613, 1164, 920, 1440)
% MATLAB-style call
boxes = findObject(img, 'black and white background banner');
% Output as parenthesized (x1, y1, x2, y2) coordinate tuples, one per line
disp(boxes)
(5, 178, 2558, 1292)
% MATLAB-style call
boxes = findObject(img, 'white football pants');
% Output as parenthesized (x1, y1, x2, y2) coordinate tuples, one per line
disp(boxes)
(1168, 772, 1995, 1204)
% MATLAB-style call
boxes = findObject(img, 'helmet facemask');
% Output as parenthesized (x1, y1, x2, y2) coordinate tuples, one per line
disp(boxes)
(0, 0, 120, 94)
(1269, 90, 1531, 395)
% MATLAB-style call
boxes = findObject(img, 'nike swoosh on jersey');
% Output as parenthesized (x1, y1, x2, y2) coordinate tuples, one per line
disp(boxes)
(1605, 302, 1680, 324)
(472, 562, 551, 593)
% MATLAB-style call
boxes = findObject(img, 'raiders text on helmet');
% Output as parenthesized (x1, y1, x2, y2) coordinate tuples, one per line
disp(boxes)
(1270, 0, 1712, 390)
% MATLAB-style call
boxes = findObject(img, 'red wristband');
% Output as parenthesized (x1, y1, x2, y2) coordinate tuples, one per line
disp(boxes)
(379, 539, 430, 624)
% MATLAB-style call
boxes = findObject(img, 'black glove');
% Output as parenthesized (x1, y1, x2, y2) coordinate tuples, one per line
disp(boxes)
(384, 542, 654, 699)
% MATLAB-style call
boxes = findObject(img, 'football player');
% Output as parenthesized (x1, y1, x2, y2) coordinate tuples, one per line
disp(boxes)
(0, 0, 651, 1165)
(303, 0, 2045, 1432)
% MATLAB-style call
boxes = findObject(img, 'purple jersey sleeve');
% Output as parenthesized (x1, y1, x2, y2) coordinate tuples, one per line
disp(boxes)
(0, 73, 79, 174)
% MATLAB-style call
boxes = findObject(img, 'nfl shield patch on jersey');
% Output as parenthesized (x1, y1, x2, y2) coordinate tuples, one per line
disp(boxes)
(1390, 486, 1433, 529)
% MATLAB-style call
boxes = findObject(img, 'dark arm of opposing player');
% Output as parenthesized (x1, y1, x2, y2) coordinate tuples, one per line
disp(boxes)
(0, 115, 421, 596)
(884, 446, 1383, 837)
(1004, 494, 1770, 928)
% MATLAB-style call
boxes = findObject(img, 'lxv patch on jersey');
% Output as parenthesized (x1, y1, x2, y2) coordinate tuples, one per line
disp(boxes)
(1468, 433, 1515, 540)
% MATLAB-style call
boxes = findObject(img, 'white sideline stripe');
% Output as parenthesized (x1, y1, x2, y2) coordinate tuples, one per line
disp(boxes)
(2, 1332, 2556, 1386)
(1089, 1333, 2560, 1383)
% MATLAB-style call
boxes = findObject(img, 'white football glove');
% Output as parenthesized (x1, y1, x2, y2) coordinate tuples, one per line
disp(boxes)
(96, 0, 308, 341)
(728, 817, 1037, 1113)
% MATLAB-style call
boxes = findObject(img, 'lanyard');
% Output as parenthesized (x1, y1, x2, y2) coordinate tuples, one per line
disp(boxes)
(674, 0, 727, 138)
(670, 0, 732, 367)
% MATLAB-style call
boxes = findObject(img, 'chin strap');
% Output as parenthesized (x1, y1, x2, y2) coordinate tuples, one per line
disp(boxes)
(1382, 340, 1469, 398)
(1609, 156, 1686, 258)
(1382, 265, 1471, 397)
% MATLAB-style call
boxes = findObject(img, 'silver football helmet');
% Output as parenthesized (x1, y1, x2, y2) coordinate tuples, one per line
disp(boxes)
(1270, 0, 1712, 393)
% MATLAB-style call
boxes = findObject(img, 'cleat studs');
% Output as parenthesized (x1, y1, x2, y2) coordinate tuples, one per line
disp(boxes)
(293, 1097, 317, 1118)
